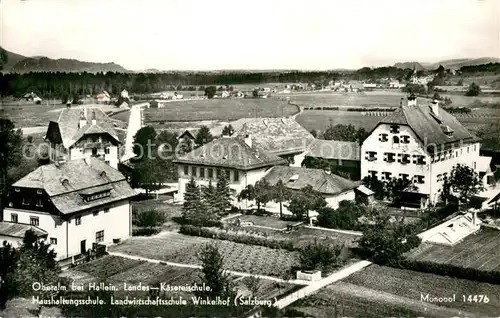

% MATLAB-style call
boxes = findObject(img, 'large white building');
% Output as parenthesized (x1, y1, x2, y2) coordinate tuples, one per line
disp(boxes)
(361, 94, 495, 209)
(45, 107, 121, 169)
(0, 158, 136, 262)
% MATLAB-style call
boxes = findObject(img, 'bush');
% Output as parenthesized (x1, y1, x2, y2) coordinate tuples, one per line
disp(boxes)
(132, 227, 160, 236)
(179, 225, 296, 251)
(172, 216, 223, 228)
(298, 240, 341, 271)
(134, 209, 166, 228)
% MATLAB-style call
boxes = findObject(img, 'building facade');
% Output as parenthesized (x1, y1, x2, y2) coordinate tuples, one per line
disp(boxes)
(0, 158, 136, 261)
(45, 107, 121, 169)
(361, 95, 494, 208)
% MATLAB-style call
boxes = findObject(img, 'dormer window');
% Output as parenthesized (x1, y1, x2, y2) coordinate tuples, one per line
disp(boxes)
(79, 187, 112, 202)
(289, 174, 299, 183)
(100, 171, 106, 178)
(390, 125, 400, 133)
(378, 134, 388, 142)
(441, 125, 454, 138)
(37, 189, 43, 195)
(14, 188, 20, 192)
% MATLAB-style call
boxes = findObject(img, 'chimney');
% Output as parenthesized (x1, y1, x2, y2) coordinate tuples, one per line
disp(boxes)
(91, 110, 97, 125)
(400, 98, 404, 107)
(79, 110, 87, 128)
(431, 99, 439, 116)
(407, 93, 417, 107)
(244, 134, 252, 148)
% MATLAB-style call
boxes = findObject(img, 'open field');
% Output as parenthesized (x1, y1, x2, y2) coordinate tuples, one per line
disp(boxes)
(296, 110, 381, 132)
(143, 98, 298, 123)
(289, 90, 408, 107)
(405, 228, 500, 271)
(440, 93, 500, 107)
(338, 264, 500, 316)
(109, 231, 299, 277)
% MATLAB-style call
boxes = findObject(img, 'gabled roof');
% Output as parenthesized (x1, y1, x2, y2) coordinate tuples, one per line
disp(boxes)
(375, 98, 477, 151)
(173, 137, 286, 170)
(47, 107, 120, 148)
(0, 222, 47, 238)
(263, 166, 359, 195)
(234, 117, 315, 155)
(12, 158, 136, 214)
(306, 139, 361, 161)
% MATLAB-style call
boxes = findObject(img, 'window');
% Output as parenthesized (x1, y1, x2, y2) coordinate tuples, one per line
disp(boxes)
(208, 168, 214, 179)
(399, 173, 409, 181)
(184, 165, 189, 176)
(378, 134, 388, 142)
(104, 208, 110, 213)
(487, 175, 495, 185)
(105, 147, 110, 154)
(93, 210, 99, 216)
(437, 174, 443, 182)
(384, 152, 396, 163)
(11, 214, 18, 223)
(22, 197, 30, 205)
(191, 166, 197, 177)
(234, 170, 239, 182)
(105, 160, 110, 165)
(456, 151, 458, 157)
(37, 189, 43, 194)
(36, 198, 43, 207)
(467, 147, 470, 153)
(200, 167, 205, 178)
(382, 172, 392, 181)
(96, 230, 104, 243)
(368, 170, 378, 178)
(75, 216, 82, 226)
(390, 125, 400, 133)
(474, 162, 476, 170)
(50, 238, 57, 245)
(365, 151, 377, 161)
(14, 188, 20, 192)
(30, 217, 39, 226)
(398, 154, 411, 164)
(401, 135, 410, 144)
(413, 175, 425, 184)
(393, 136, 400, 144)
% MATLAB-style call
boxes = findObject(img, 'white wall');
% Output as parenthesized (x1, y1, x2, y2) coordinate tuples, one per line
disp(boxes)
(3, 199, 130, 260)
(325, 190, 355, 210)
(69, 145, 119, 169)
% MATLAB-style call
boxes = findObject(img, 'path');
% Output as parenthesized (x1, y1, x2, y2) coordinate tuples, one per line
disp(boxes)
(272, 260, 372, 309)
(121, 102, 148, 162)
(108, 251, 308, 286)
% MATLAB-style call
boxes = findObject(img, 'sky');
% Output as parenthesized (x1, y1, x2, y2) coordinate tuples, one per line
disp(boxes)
(1, 0, 499, 70)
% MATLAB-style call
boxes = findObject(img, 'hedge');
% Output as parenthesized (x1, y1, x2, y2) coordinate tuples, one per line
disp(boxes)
(179, 225, 296, 251)
(132, 227, 160, 236)
(388, 258, 500, 285)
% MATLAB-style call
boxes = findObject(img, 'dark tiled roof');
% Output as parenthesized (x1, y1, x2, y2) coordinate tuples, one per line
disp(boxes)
(306, 139, 361, 161)
(0, 222, 47, 238)
(173, 137, 286, 170)
(12, 158, 136, 214)
(49, 107, 120, 148)
(263, 166, 359, 195)
(377, 100, 477, 150)
(235, 118, 315, 155)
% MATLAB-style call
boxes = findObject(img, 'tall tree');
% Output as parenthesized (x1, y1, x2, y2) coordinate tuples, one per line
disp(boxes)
(215, 169, 232, 212)
(288, 185, 327, 221)
(465, 82, 481, 97)
(182, 177, 201, 220)
(222, 125, 234, 136)
(445, 164, 484, 210)
(131, 158, 162, 194)
(195, 243, 235, 299)
(194, 126, 213, 148)
(201, 180, 219, 219)
(271, 180, 290, 219)
(132, 126, 157, 160)
(204, 86, 216, 99)
(0, 119, 23, 207)
(238, 180, 272, 212)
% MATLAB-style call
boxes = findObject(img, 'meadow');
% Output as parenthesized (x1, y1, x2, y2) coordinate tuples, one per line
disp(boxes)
(143, 98, 298, 123)
(296, 110, 382, 132)
(289, 90, 408, 107)
(405, 228, 500, 272)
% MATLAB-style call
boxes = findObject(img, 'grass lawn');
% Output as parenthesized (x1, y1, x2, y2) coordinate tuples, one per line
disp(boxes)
(405, 228, 500, 271)
(143, 98, 298, 122)
(338, 264, 500, 316)
(235, 214, 295, 230)
(109, 109, 130, 123)
(109, 232, 299, 278)
(440, 93, 500, 107)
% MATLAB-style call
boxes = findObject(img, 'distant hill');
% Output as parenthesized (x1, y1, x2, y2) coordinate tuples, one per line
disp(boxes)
(425, 57, 500, 70)
(393, 62, 425, 71)
(0, 47, 128, 73)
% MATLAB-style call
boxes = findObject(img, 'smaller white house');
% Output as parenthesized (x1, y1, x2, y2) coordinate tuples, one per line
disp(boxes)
(95, 91, 111, 103)
(262, 166, 360, 212)
(121, 89, 129, 99)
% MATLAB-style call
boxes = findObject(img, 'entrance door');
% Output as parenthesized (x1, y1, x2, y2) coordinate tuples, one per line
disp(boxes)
(80, 240, 86, 254)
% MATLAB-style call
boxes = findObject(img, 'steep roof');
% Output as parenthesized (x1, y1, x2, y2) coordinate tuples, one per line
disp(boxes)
(263, 166, 359, 195)
(47, 107, 120, 148)
(0, 222, 47, 238)
(173, 137, 286, 170)
(306, 139, 361, 161)
(376, 99, 477, 151)
(12, 158, 136, 214)
(234, 117, 315, 155)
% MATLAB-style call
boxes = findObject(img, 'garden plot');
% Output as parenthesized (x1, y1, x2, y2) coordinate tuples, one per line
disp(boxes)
(289, 91, 407, 108)
(339, 264, 500, 316)
(109, 232, 299, 277)
(405, 228, 500, 271)
(75, 255, 145, 278)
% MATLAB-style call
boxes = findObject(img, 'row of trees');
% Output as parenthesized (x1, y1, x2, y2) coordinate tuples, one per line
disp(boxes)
(311, 123, 368, 145)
